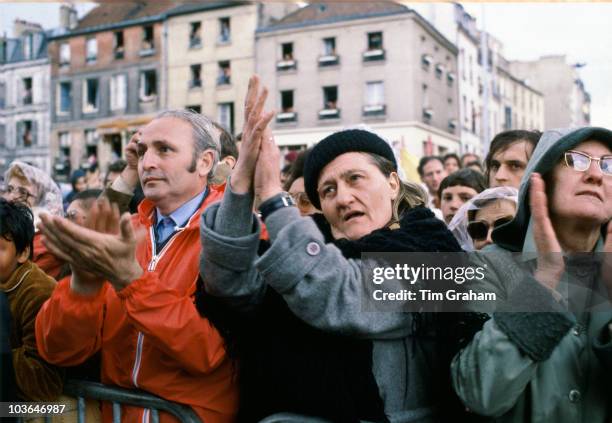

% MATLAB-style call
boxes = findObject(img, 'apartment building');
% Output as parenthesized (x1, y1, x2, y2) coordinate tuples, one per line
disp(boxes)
(494, 67, 544, 134)
(509, 55, 590, 128)
(48, 3, 174, 180)
(256, 2, 461, 160)
(0, 20, 51, 174)
(165, 2, 298, 134)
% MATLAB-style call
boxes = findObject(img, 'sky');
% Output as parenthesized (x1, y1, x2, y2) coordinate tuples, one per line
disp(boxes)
(1, 1, 610, 128)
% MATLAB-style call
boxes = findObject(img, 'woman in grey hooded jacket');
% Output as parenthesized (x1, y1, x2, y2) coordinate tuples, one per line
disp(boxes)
(451, 126, 612, 422)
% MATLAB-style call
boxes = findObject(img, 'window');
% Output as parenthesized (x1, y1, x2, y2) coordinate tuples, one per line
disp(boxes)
(58, 131, 71, 172)
(447, 72, 456, 87)
(217, 102, 234, 133)
(277, 90, 296, 123)
(0, 124, 5, 147)
(319, 37, 339, 66)
(189, 22, 202, 48)
(114, 31, 124, 59)
(323, 37, 336, 56)
(217, 61, 231, 85)
(281, 42, 294, 60)
(17, 120, 36, 147)
(319, 86, 339, 119)
(187, 105, 201, 114)
(141, 25, 154, 53)
(140, 70, 157, 101)
(277, 42, 297, 71)
(363, 32, 384, 61)
(59, 42, 70, 65)
(281, 90, 294, 112)
(363, 81, 385, 116)
(85, 129, 98, 159)
(83, 78, 99, 113)
(435, 64, 444, 79)
(190, 64, 202, 88)
(23, 33, 33, 60)
(57, 81, 72, 114)
(219, 17, 230, 43)
(421, 54, 432, 71)
(110, 74, 127, 111)
(367, 32, 383, 50)
(504, 106, 512, 130)
(0, 82, 5, 109)
(22, 77, 33, 105)
(86, 38, 97, 63)
(471, 101, 476, 133)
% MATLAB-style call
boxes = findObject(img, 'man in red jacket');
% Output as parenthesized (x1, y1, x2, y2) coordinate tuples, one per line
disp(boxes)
(35, 103, 271, 422)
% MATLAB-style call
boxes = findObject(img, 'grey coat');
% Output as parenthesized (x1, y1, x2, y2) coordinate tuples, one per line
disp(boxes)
(200, 186, 445, 422)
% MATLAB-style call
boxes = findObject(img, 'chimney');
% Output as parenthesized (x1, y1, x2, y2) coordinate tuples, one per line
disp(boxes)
(13, 19, 43, 38)
(60, 3, 78, 30)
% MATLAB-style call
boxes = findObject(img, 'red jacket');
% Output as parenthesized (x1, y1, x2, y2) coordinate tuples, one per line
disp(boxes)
(33, 233, 64, 280)
(36, 186, 238, 422)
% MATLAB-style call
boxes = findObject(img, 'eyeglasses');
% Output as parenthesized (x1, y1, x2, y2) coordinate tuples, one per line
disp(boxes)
(3, 184, 36, 201)
(290, 192, 313, 211)
(467, 217, 513, 241)
(564, 150, 612, 176)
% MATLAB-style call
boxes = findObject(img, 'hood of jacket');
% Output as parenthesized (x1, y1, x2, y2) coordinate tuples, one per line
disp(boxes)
(492, 126, 612, 252)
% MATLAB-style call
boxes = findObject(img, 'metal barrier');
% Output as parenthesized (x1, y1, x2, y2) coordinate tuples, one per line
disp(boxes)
(62, 379, 202, 423)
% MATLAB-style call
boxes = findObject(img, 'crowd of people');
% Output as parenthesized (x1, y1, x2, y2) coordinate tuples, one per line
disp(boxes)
(0, 75, 611, 423)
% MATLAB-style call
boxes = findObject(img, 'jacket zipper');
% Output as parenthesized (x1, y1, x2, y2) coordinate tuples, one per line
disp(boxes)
(130, 223, 187, 388)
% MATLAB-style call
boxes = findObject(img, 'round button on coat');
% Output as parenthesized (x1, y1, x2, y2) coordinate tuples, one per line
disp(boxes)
(568, 389, 581, 403)
(306, 242, 321, 256)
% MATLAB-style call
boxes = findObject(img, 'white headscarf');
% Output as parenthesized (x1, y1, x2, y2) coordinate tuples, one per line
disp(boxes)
(448, 186, 519, 251)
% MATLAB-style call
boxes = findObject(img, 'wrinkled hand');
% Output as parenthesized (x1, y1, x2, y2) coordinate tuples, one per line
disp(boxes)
(530, 173, 564, 290)
(254, 127, 283, 203)
(38, 198, 145, 293)
(231, 75, 275, 194)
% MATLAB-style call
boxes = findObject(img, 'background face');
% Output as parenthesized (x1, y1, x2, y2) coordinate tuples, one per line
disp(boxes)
(488, 141, 533, 189)
(422, 160, 447, 194)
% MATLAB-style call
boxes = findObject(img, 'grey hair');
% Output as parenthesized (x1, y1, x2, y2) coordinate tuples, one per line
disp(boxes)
(366, 153, 427, 223)
(154, 109, 221, 178)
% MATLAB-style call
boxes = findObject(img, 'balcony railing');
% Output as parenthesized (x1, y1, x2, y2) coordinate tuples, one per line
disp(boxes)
(318, 108, 340, 120)
(363, 48, 385, 62)
(362, 104, 386, 117)
(318, 54, 339, 67)
(276, 59, 297, 71)
(276, 111, 297, 123)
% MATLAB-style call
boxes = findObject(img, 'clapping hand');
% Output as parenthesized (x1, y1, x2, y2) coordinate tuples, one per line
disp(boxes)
(530, 173, 564, 290)
(38, 198, 145, 294)
(231, 75, 275, 196)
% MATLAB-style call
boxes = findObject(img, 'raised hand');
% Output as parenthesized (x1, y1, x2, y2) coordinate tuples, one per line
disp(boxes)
(231, 75, 275, 194)
(38, 198, 145, 294)
(120, 131, 140, 190)
(530, 173, 564, 290)
(254, 127, 283, 203)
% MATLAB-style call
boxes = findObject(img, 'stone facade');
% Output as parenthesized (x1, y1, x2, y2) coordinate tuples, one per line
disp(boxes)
(0, 25, 51, 175)
(255, 3, 461, 160)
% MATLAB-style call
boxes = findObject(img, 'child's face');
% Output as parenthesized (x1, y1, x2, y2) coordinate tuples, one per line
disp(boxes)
(0, 236, 28, 284)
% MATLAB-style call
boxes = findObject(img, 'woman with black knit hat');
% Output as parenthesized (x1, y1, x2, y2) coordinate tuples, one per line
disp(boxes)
(197, 76, 479, 422)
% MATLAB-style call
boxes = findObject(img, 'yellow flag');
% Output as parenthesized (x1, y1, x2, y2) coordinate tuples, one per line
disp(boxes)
(400, 148, 420, 184)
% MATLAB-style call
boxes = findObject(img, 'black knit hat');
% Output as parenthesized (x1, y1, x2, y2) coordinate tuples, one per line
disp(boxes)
(303, 129, 397, 209)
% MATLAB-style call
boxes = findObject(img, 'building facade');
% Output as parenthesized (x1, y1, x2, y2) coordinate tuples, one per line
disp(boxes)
(0, 20, 51, 175)
(48, 3, 174, 180)
(255, 2, 461, 163)
(509, 55, 591, 129)
(165, 2, 299, 135)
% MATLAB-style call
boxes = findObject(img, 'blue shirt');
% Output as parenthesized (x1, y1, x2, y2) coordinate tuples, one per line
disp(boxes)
(155, 188, 208, 245)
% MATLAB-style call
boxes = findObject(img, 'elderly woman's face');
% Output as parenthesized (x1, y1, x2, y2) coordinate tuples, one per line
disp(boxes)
(2, 177, 37, 208)
(317, 152, 400, 240)
(548, 140, 612, 225)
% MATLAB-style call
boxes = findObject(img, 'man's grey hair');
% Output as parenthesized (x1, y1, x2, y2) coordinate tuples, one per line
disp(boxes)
(154, 109, 221, 178)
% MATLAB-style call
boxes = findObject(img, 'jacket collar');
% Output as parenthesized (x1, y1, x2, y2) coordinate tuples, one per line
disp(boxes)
(136, 184, 225, 229)
(0, 261, 33, 293)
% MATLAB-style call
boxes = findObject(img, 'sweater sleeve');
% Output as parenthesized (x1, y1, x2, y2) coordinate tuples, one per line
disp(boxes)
(115, 271, 229, 375)
(35, 277, 106, 367)
(14, 279, 64, 401)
